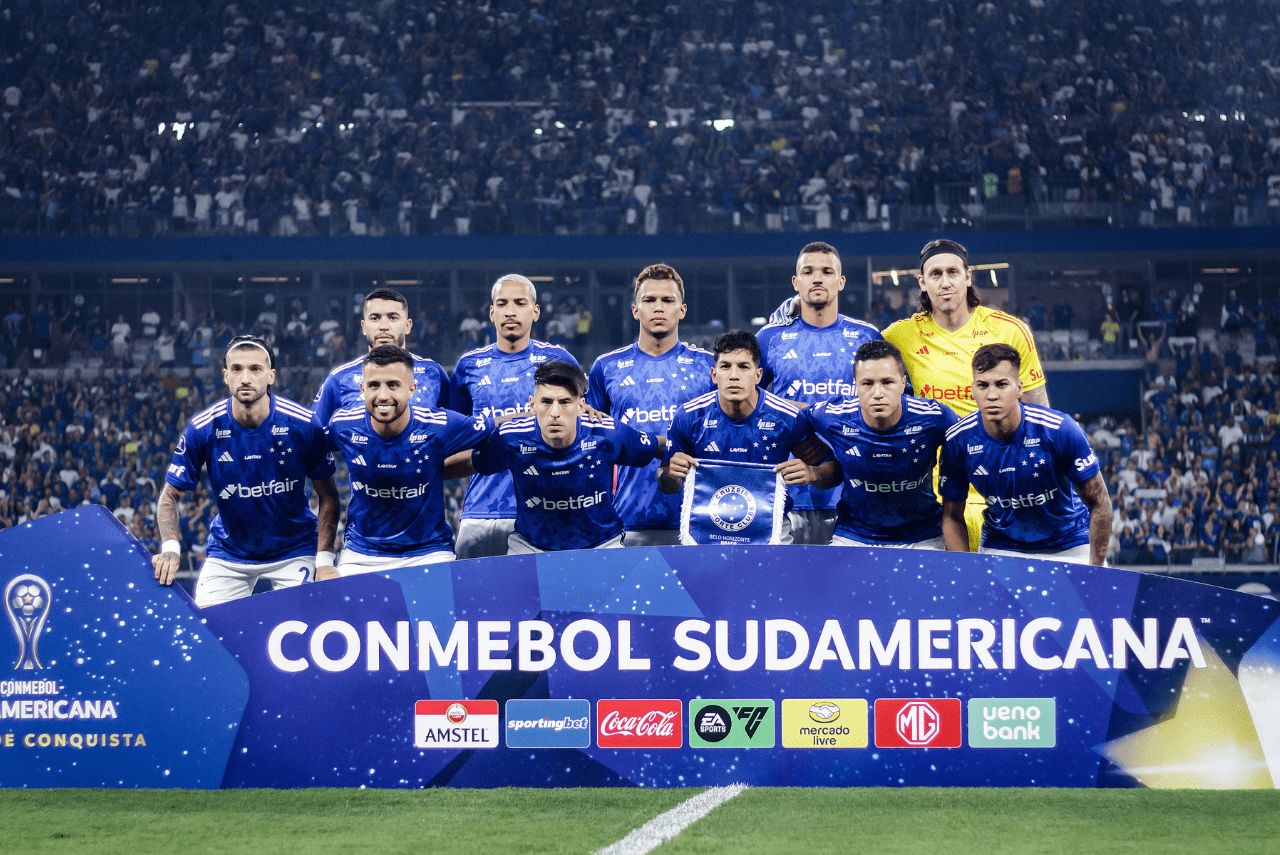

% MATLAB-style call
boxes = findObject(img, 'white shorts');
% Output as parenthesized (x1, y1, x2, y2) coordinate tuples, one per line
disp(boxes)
(788, 509, 837, 546)
(336, 549, 455, 575)
(979, 543, 1094, 565)
(507, 532, 624, 554)
(830, 534, 947, 550)
(455, 518, 516, 560)
(195, 554, 316, 608)
(621, 529, 681, 547)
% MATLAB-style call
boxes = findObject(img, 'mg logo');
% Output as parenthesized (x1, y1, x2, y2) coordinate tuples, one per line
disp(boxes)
(895, 701, 939, 745)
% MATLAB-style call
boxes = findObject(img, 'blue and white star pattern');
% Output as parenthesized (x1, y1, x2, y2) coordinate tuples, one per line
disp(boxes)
(449, 341, 579, 520)
(166, 395, 336, 563)
(756, 315, 881, 512)
(312, 352, 450, 427)
(325, 406, 489, 558)
(586, 342, 714, 532)
(938, 403, 1101, 551)
(805, 395, 958, 544)
(471, 415, 661, 550)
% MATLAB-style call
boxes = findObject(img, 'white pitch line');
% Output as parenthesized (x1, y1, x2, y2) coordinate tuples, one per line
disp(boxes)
(593, 783, 748, 855)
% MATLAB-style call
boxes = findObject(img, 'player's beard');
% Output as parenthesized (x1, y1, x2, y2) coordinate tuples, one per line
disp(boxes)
(366, 331, 406, 349)
(370, 398, 407, 425)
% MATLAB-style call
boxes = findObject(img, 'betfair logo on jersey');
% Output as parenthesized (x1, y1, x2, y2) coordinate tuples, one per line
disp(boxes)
(219, 479, 300, 500)
(351, 480, 429, 500)
(848, 473, 930, 493)
(787, 378, 855, 397)
(688, 699, 775, 748)
(218, 451, 234, 463)
(624, 405, 677, 425)
(781, 699, 868, 748)
(525, 491, 607, 511)
(620, 376, 636, 387)
(989, 488, 1060, 508)
(917, 384, 972, 402)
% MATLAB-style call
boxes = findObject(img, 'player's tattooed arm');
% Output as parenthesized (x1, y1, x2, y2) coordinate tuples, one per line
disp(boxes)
(313, 477, 340, 581)
(657, 452, 698, 494)
(1076, 472, 1114, 566)
(1021, 385, 1051, 407)
(941, 499, 970, 552)
(152, 484, 185, 586)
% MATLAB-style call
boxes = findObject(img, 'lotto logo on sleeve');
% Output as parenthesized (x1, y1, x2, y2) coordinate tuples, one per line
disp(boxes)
(688, 699, 775, 748)
(874, 699, 962, 748)
(780, 699, 868, 748)
(414, 700, 499, 749)
(505, 699, 591, 749)
(596, 699, 682, 748)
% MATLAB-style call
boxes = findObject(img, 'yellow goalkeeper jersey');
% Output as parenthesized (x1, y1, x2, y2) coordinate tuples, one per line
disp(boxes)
(882, 305, 1046, 419)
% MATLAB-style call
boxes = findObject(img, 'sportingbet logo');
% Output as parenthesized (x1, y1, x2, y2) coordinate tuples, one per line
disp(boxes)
(786, 378, 855, 397)
(524, 491, 607, 511)
(414, 699, 498, 748)
(622, 405, 677, 425)
(219, 478, 299, 500)
(505, 699, 591, 749)
(967, 699, 1055, 748)
(597, 699, 682, 748)
(874, 699, 962, 748)
(780, 699, 868, 748)
(918, 384, 972, 402)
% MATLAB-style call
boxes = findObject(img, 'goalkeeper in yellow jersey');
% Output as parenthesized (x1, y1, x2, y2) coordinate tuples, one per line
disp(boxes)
(882, 238, 1050, 550)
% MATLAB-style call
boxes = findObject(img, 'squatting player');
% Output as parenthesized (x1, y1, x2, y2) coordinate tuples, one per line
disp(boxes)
(312, 287, 450, 426)
(587, 263, 714, 546)
(324, 345, 487, 574)
(882, 238, 1049, 550)
(803, 340, 958, 548)
(449, 274, 578, 558)
(460, 361, 665, 552)
(658, 330, 840, 543)
(757, 241, 881, 545)
(153, 335, 339, 606)
(939, 344, 1112, 565)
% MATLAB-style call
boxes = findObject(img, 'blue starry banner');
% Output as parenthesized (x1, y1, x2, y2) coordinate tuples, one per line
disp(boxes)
(2, 506, 1280, 789)
(679, 459, 786, 546)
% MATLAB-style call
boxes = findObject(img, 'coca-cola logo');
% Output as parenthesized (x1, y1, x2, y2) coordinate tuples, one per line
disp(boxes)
(596, 700, 683, 748)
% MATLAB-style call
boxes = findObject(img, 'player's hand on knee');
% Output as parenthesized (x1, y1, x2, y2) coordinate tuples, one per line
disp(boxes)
(151, 552, 180, 587)
(314, 564, 340, 582)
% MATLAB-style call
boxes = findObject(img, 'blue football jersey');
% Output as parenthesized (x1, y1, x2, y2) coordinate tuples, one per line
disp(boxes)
(669, 390, 819, 513)
(804, 395, 958, 544)
(312, 352, 450, 427)
(586, 342, 715, 531)
(472, 415, 661, 550)
(165, 395, 337, 563)
(938, 404, 1101, 551)
(449, 341, 579, 519)
(325, 406, 489, 557)
(757, 315, 882, 512)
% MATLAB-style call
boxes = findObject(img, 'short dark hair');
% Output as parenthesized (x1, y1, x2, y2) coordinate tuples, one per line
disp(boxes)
(854, 339, 906, 377)
(533, 360, 587, 397)
(364, 287, 409, 315)
(363, 344, 415, 372)
(918, 238, 981, 313)
(972, 342, 1021, 375)
(713, 329, 761, 367)
(799, 241, 841, 271)
(223, 334, 275, 370)
(633, 263, 685, 302)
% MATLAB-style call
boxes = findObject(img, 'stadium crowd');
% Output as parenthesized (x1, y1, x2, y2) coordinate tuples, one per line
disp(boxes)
(4, 0, 1280, 236)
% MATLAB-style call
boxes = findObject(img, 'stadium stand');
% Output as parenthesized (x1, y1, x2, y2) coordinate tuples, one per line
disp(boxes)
(3, 0, 1280, 237)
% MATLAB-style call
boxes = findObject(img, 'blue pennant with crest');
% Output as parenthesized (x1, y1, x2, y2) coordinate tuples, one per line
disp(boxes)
(679, 460, 786, 545)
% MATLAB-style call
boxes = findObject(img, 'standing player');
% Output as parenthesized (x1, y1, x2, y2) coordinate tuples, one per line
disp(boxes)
(804, 340, 958, 548)
(449, 274, 578, 558)
(152, 335, 339, 606)
(312, 287, 450, 426)
(658, 330, 839, 542)
(324, 345, 488, 574)
(460, 361, 665, 552)
(882, 238, 1049, 550)
(587, 263, 714, 546)
(757, 242, 882, 545)
(939, 344, 1112, 565)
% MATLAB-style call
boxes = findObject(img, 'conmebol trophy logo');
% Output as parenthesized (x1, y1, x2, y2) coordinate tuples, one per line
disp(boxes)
(5, 574, 52, 670)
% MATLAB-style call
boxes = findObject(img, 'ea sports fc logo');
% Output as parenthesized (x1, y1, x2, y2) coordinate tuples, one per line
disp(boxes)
(709, 485, 756, 532)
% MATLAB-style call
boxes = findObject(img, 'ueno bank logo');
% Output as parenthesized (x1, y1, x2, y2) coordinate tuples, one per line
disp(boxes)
(874, 698, 962, 748)
(596, 699, 682, 748)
